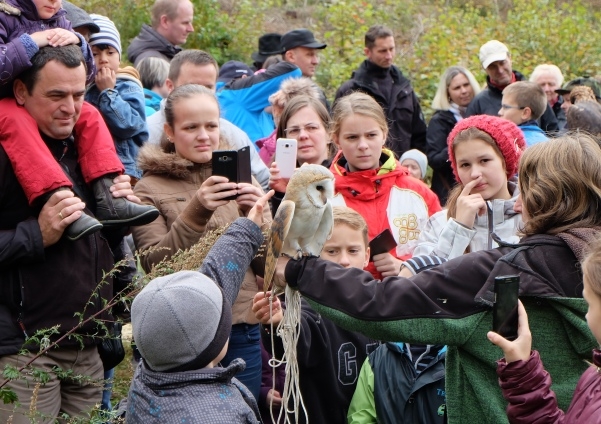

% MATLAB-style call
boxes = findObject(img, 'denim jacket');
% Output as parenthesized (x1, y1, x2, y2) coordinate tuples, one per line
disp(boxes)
(85, 74, 148, 178)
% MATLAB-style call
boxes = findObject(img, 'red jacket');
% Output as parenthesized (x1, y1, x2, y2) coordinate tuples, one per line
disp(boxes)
(497, 349, 601, 424)
(329, 149, 441, 278)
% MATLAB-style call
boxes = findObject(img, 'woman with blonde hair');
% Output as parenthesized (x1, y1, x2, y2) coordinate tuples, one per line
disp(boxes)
(427, 66, 481, 203)
(275, 133, 601, 423)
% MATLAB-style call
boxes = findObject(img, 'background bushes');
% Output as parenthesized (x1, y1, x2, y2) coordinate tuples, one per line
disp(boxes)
(74, 0, 601, 117)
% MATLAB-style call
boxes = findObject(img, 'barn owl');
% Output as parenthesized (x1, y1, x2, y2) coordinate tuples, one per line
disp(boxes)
(264, 164, 335, 291)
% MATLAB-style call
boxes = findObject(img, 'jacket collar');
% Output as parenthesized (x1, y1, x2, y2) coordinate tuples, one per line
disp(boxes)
(351, 60, 410, 91)
(137, 144, 210, 179)
(485, 70, 525, 94)
(137, 357, 246, 389)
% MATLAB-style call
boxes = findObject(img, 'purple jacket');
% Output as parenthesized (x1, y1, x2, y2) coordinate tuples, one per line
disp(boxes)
(0, 0, 94, 97)
(497, 349, 601, 423)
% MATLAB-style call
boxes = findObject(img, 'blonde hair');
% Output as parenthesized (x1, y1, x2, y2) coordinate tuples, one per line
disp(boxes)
(502, 81, 547, 121)
(445, 127, 506, 217)
(160, 84, 230, 153)
(331, 92, 388, 142)
(518, 133, 601, 236)
(431, 66, 481, 111)
(332, 206, 369, 246)
(269, 77, 321, 123)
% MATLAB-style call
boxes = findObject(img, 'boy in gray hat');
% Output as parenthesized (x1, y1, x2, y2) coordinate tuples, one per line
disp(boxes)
(126, 193, 272, 423)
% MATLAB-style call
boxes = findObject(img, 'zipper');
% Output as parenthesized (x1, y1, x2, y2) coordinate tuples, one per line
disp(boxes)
(17, 313, 28, 339)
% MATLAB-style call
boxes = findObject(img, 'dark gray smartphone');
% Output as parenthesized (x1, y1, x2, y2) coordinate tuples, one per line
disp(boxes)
(492, 275, 519, 341)
(212, 147, 252, 200)
(369, 228, 397, 262)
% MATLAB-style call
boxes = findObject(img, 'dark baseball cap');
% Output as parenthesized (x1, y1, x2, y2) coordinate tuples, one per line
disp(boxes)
(217, 60, 253, 83)
(280, 29, 327, 53)
(62, 1, 100, 34)
(252, 33, 282, 63)
(555, 76, 601, 99)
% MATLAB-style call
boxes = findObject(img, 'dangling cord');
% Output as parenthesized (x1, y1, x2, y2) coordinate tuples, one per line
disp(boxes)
(268, 285, 308, 423)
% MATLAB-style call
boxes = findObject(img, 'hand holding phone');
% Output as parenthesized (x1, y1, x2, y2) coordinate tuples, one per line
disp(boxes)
(212, 147, 252, 200)
(275, 138, 298, 179)
(369, 228, 397, 262)
(492, 275, 519, 341)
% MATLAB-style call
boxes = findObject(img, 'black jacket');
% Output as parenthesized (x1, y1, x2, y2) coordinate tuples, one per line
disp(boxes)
(371, 343, 446, 424)
(126, 24, 181, 66)
(552, 96, 567, 130)
(0, 136, 116, 355)
(335, 60, 427, 157)
(426, 110, 457, 205)
(262, 298, 379, 424)
(465, 71, 559, 133)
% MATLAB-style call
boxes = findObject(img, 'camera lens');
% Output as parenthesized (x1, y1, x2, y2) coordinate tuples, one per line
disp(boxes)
(285, 144, 290, 148)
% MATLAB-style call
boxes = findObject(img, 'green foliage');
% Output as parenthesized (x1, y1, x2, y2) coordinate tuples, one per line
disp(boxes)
(71, 0, 601, 121)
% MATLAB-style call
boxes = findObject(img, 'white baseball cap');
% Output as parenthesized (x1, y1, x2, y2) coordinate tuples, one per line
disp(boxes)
(479, 40, 509, 69)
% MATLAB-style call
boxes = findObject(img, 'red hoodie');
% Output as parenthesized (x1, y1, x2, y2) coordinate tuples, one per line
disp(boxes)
(330, 149, 441, 278)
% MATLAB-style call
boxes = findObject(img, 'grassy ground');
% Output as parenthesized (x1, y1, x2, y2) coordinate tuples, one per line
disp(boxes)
(111, 325, 135, 405)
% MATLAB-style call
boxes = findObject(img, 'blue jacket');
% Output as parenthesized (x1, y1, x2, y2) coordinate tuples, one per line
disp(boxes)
(143, 88, 162, 117)
(85, 75, 148, 179)
(0, 0, 95, 97)
(519, 121, 548, 147)
(217, 61, 301, 145)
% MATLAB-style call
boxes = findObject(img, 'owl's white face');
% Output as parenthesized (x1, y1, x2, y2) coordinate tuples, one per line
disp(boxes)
(306, 176, 335, 207)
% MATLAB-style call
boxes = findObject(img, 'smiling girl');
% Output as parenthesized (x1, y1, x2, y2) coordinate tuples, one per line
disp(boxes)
(329, 92, 441, 278)
(413, 115, 526, 260)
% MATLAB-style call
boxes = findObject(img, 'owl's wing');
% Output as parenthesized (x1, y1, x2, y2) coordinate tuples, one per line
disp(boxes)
(307, 200, 334, 256)
(264, 199, 295, 293)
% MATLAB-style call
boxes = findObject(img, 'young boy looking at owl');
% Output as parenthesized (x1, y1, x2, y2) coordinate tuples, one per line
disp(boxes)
(253, 206, 380, 424)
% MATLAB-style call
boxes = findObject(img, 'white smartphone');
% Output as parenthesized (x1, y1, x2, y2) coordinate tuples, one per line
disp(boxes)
(275, 138, 298, 179)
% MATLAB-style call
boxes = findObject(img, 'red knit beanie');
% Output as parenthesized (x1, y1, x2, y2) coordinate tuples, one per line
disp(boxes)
(447, 115, 526, 183)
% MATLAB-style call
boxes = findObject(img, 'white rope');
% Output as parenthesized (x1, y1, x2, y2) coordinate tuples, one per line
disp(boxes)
(267, 285, 308, 424)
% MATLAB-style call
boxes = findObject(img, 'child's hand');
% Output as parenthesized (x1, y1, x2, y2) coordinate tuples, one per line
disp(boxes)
(455, 177, 487, 229)
(252, 291, 283, 325)
(269, 162, 289, 193)
(373, 252, 403, 277)
(247, 190, 274, 226)
(266, 389, 283, 407)
(46, 28, 80, 47)
(236, 183, 264, 213)
(487, 300, 532, 363)
(95, 67, 116, 91)
(196, 176, 237, 211)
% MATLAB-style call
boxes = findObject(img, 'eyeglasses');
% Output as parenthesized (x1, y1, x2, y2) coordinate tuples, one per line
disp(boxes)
(500, 104, 526, 110)
(284, 123, 322, 138)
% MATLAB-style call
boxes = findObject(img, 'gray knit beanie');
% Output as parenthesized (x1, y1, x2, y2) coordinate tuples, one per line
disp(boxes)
(132, 271, 232, 372)
(400, 149, 428, 179)
(88, 14, 122, 57)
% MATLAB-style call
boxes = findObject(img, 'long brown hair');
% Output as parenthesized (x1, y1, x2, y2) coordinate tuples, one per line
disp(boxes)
(519, 133, 601, 236)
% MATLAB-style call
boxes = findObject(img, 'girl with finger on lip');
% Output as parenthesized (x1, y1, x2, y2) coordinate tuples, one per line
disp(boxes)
(132, 84, 272, 401)
(328, 92, 441, 279)
(412, 115, 526, 260)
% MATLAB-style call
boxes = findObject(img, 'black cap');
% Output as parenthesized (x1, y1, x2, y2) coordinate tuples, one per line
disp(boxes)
(62, 1, 100, 34)
(555, 76, 601, 99)
(252, 33, 282, 63)
(217, 60, 253, 83)
(280, 29, 326, 53)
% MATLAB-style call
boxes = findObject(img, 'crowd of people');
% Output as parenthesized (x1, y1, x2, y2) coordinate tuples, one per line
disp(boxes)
(1, 0, 601, 423)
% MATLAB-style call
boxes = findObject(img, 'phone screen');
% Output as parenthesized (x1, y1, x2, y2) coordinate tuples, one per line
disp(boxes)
(492, 275, 519, 341)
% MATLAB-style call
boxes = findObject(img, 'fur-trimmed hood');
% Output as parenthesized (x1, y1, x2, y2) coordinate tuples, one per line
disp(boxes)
(137, 144, 209, 180)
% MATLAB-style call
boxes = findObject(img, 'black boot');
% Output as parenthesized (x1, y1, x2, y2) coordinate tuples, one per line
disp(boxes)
(65, 213, 104, 241)
(93, 176, 159, 227)
(35, 187, 103, 241)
